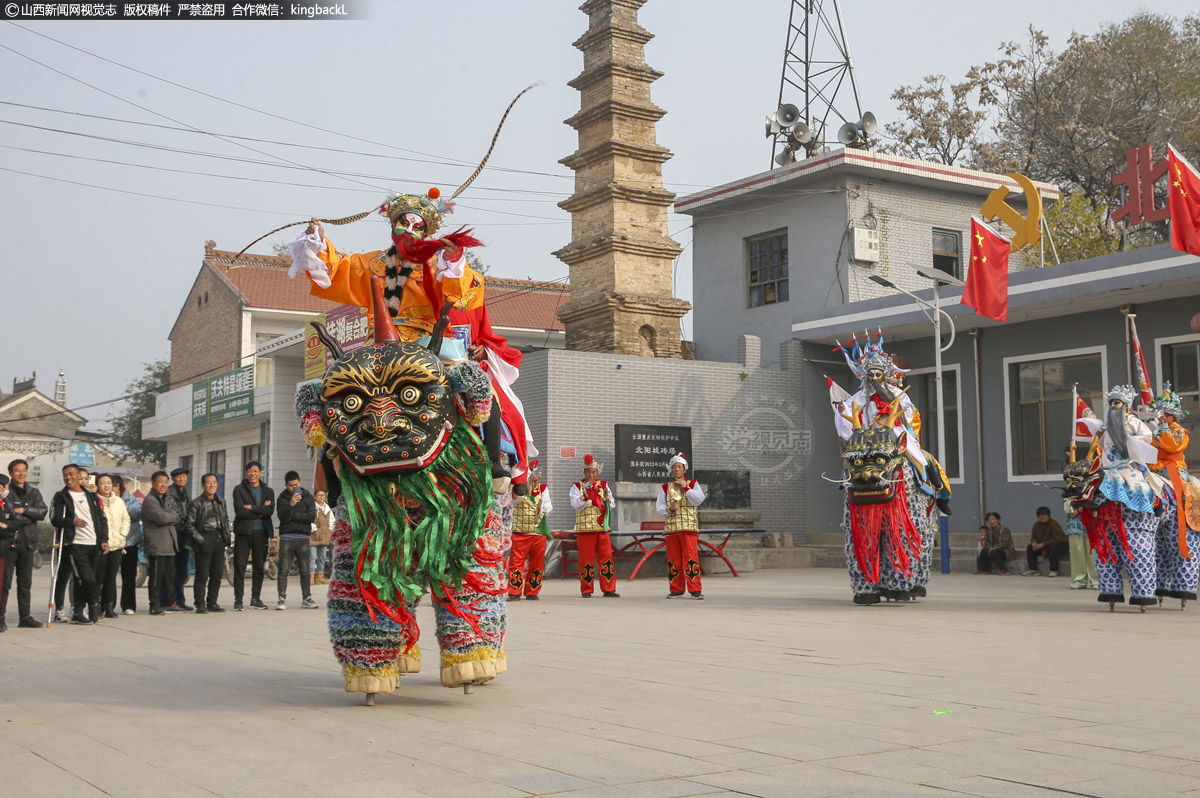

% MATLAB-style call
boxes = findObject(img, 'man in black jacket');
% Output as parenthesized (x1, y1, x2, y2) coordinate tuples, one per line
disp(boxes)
(2, 459, 47, 629)
(50, 464, 110, 624)
(275, 470, 318, 611)
(168, 467, 192, 611)
(185, 473, 231, 614)
(231, 461, 274, 611)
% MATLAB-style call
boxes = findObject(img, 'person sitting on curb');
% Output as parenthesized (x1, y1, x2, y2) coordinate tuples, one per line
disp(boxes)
(975, 512, 1015, 575)
(1024, 506, 1068, 577)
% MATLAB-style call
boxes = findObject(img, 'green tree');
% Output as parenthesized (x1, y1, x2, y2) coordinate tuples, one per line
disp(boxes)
(885, 12, 1200, 256)
(105, 359, 169, 466)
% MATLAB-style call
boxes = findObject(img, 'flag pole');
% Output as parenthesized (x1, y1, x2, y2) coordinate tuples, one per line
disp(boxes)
(1070, 383, 1078, 463)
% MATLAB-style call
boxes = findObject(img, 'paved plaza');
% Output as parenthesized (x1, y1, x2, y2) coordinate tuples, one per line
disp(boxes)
(2, 566, 1199, 798)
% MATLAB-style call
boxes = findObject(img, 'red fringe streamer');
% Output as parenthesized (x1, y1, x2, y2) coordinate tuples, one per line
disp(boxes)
(848, 476, 922, 583)
(1084, 502, 1134, 564)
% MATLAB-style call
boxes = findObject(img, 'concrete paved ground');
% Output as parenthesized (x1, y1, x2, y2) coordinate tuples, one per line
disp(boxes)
(2, 567, 1198, 798)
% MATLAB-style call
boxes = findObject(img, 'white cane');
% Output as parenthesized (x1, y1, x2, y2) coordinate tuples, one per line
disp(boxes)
(47, 528, 62, 626)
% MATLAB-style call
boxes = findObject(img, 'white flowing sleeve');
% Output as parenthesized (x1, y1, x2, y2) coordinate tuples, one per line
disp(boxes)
(685, 482, 705, 506)
(286, 230, 332, 288)
(540, 491, 553, 516)
(655, 487, 668, 517)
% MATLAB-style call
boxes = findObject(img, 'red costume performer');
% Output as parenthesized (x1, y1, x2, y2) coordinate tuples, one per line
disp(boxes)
(656, 453, 706, 599)
(570, 455, 618, 598)
(508, 461, 551, 600)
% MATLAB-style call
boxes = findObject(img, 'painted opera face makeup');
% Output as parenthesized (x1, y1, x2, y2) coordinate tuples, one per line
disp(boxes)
(394, 212, 429, 240)
(321, 341, 456, 475)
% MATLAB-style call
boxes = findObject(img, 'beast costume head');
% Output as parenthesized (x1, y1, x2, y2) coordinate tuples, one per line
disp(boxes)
(296, 276, 496, 629)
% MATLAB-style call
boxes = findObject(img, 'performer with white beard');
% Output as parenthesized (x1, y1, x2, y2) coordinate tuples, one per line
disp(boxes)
(1078, 385, 1161, 610)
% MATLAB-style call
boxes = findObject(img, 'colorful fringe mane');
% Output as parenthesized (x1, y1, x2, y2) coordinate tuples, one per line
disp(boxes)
(338, 414, 491, 628)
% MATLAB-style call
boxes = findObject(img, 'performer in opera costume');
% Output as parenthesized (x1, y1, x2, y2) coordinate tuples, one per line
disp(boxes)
(828, 332, 942, 604)
(655, 453, 706, 599)
(570, 455, 619, 598)
(508, 459, 552, 601)
(1076, 385, 1161, 610)
(1149, 384, 1200, 607)
(294, 278, 508, 704)
(289, 192, 534, 489)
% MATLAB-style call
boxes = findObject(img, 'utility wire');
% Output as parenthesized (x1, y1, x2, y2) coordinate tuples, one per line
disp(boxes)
(0, 38, 390, 193)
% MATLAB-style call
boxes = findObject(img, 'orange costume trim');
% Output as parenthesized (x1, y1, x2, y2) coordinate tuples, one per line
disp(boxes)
(1152, 421, 1192, 558)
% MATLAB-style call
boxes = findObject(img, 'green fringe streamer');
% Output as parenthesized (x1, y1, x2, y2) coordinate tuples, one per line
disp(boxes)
(338, 419, 491, 613)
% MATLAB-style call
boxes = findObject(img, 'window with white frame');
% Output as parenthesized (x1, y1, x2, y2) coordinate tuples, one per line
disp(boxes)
(907, 367, 961, 480)
(1009, 353, 1104, 476)
(932, 228, 961, 279)
(746, 230, 788, 308)
(1162, 340, 1200, 470)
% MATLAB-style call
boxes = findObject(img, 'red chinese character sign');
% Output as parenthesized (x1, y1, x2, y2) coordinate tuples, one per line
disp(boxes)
(1112, 144, 1170, 226)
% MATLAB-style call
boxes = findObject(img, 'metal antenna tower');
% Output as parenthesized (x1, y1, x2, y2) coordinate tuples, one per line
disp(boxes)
(765, 0, 875, 168)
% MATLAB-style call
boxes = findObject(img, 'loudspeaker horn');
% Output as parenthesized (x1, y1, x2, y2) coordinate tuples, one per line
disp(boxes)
(774, 103, 801, 128)
(765, 115, 782, 138)
(838, 122, 861, 146)
(775, 148, 797, 167)
(788, 121, 813, 146)
(859, 111, 877, 136)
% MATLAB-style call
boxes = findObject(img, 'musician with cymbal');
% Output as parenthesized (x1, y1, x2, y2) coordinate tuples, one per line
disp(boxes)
(656, 453, 706, 599)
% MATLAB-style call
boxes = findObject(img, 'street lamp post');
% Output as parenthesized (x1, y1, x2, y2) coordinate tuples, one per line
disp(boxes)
(868, 265, 963, 574)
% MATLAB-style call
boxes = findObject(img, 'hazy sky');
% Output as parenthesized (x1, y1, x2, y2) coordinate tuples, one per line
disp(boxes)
(1, 0, 1192, 431)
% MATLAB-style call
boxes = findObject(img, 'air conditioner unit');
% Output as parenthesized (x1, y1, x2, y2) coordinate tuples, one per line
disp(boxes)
(851, 227, 880, 263)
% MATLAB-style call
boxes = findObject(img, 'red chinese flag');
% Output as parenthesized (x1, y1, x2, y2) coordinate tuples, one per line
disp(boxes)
(962, 217, 1011, 323)
(1168, 145, 1200, 257)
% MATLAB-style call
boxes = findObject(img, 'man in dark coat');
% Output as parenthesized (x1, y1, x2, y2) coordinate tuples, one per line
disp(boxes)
(2, 459, 47, 629)
(185, 473, 231, 613)
(231, 461, 274, 611)
(141, 471, 183, 616)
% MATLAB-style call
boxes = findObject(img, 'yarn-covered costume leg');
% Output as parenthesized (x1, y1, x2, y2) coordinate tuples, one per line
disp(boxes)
(326, 503, 420, 694)
(1124, 507, 1158, 605)
(435, 489, 511, 688)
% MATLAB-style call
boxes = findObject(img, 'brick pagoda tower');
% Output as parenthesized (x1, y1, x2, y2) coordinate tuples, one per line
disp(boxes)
(554, 0, 689, 357)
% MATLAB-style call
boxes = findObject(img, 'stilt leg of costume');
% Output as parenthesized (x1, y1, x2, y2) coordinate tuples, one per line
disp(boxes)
(326, 510, 415, 694)
(680, 532, 702, 594)
(1096, 532, 1126, 603)
(595, 532, 617, 593)
(842, 500, 878, 600)
(1175, 531, 1200, 602)
(482, 398, 507, 481)
(666, 533, 685, 594)
(1124, 506, 1158, 605)
(436, 490, 511, 688)
(1156, 501, 1176, 597)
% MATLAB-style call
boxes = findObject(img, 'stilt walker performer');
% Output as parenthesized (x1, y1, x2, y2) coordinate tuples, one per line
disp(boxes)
(1150, 384, 1200, 607)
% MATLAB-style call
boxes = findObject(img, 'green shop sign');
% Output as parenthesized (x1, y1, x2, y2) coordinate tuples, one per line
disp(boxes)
(192, 365, 255, 429)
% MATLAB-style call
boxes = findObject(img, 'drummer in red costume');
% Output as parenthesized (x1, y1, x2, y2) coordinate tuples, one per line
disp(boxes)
(288, 190, 536, 488)
(656, 453, 706, 599)
(570, 455, 619, 598)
